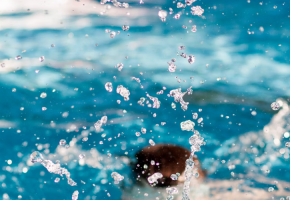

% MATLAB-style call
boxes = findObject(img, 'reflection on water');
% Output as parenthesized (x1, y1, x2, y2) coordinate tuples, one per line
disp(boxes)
(0, 0, 290, 199)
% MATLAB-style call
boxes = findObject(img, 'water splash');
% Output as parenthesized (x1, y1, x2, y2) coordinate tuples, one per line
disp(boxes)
(30, 151, 77, 186)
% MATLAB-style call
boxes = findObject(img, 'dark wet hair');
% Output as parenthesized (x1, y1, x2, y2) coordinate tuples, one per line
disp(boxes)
(134, 144, 204, 187)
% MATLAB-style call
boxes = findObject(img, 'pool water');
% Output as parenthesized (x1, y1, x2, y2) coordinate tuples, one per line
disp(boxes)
(0, 0, 290, 199)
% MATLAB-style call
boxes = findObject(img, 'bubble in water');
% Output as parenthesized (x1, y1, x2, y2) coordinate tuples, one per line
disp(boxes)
(15, 55, 22, 60)
(1, 63, 5, 68)
(105, 82, 113, 92)
(12, 88, 16, 92)
(273, 5, 277, 9)
(78, 154, 85, 159)
(110, 31, 116, 38)
(116, 63, 124, 71)
(141, 127, 146, 134)
(271, 102, 280, 110)
(39, 56, 45, 62)
(54, 177, 60, 183)
(72, 190, 79, 200)
(111, 172, 124, 184)
(65, 144, 70, 149)
(51, 44, 55, 47)
(122, 25, 130, 31)
(136, 132, 141, 137)
(151, 160, 155, 165)
(149, 139, 155, 146)
(197, 118, 203, 123)
(191, 25, 197, 32)
(268, 187, 274, 192)
(192, 113, 198, 119)
(40, 92, 47, 98)
(285, 142, 290, 147)
(188, 55, 195, 64)
(180, 120, 195, 131)
(59, 139, 66, 146)
(191, 6, 204, 16)
(158, 10, 167, 21)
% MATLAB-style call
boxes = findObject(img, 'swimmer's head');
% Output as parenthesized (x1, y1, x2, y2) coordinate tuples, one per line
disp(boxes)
(133, 144, 205, 187)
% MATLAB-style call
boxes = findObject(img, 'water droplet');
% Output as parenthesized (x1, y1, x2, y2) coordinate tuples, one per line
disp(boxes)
(174, 13, 181, 19)
(168, 62, 177, 72)
(271, 102, 280, 110)
(135, 132, 141, 137)
(72, 190, 79, 200)
(177, 2, 185, 8)
(39, 56, 45, 62)
(111, 172, 124, 184)
(185, 0, 195, 6)
(180, 52, 187, 58)
(180, 120, 195, 131)
(30, 151, 44, 163)
(191, 25, 197, 32)
(179, 46, 186, 50)
(192, 113, 198, 119)
(141, 127, 147, 134)
(188, 55, 195, 64)
(15, 55, 22, 60)
(59, 139, 66, 146)
(158, 10, 167, 21)
(40, 92, 47, 98)
(191, 6, 204, 16)
(101, 116, 107, 124)
(116, 85, 130, 101)
(197, 118, 203, 123)
(122, 25, 130, 31)
(105, 82, 113, 92)
(170, 174, 178, 180)
(171, 102, 176, 109)
(116, 63, 124, 71)
(110, 31, 116, 38)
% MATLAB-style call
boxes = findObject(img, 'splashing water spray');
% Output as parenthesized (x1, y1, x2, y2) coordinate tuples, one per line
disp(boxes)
(180, 120, 205, 200)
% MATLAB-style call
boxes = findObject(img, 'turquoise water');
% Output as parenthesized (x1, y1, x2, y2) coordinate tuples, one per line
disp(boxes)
(0, 0, 290, 199)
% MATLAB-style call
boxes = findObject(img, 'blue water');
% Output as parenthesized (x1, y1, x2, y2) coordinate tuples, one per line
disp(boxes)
(1, 0, 290, 199)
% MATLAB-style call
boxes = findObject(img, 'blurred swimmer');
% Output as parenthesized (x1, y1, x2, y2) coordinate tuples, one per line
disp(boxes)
(122, 144, 209, 200)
